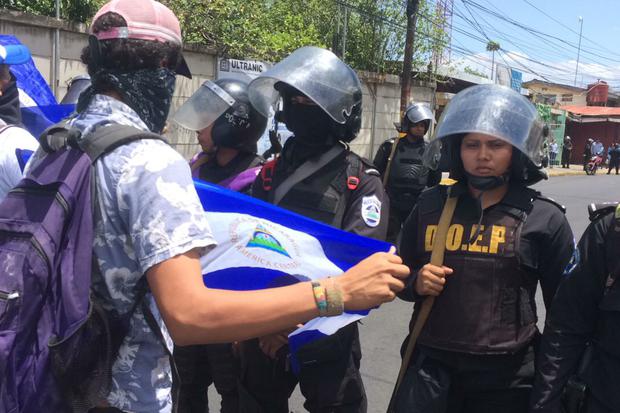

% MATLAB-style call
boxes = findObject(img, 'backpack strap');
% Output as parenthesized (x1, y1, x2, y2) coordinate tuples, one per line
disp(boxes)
(78, 124, 167, 162)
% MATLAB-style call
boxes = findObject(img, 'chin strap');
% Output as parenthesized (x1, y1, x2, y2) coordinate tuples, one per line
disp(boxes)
(466, 173, 509, 191)
(465, 173, 509, 244)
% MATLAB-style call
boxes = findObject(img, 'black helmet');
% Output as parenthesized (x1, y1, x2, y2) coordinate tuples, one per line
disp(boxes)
(60, 75, 91, 105)
(424, 84, 546, 186)
(173, 78, 267, 151)
(400, 102, 434, 134)
(248, 46, 362, 143)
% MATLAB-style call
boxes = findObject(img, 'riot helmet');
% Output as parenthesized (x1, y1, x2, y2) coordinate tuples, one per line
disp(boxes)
(174, 78, 267, 151)
(401, 102, 434, 135)
(60, 75, 91, 105)
(248, 46, 362, 143)
(424, 84, 546, 186)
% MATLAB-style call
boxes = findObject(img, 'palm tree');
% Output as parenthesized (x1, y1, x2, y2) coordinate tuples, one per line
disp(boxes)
(486, 41, 500, 82)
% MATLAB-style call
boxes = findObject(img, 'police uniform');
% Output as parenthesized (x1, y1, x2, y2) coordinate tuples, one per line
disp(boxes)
(176, 151, 263, 413)
(531, 203, 620, 413)
(395, 182, 575, 412)
(173, 76, 268, 413)
(195, 151, 263, 194)
(240, 140, 388, 413)
(374, 136, 441, 242)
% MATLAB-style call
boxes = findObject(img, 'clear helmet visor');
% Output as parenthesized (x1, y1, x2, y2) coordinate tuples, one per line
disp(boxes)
(405, 103, 435, 125)
(248, 46, 361, 124)
(424, 84, 544, 170)
(173, 80, 235, 131)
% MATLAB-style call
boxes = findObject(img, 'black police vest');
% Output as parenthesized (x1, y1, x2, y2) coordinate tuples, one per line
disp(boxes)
(412, 196, 538, 354)
(387, 139, 430, 209)
(598, 205, 620, 359)
(276, 153, 361, 228)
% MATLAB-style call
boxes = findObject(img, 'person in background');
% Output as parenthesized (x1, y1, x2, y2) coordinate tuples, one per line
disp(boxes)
(0, 43, 39, 201)
(561, 135, 572, 168)
(607, 142, 620, 175)
(549, 140, 558, 168)
(583, 138, 593, 171)
(373, 103, 441, 243)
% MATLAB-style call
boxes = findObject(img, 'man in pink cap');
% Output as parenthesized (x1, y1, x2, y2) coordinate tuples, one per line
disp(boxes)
(21, 1, 410, 412)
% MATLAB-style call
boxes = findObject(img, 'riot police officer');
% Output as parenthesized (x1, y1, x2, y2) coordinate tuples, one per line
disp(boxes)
(394, 84, 575, 412)
(531, 202, 620, 413)
(175, 78, 267, 194)
(242, 46, 389, 413)
(172, 78, 268, 413)
(374, 103, 441, 242)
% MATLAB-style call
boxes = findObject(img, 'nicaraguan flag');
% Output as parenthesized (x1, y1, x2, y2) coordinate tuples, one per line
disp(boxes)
(194, 179, 391, 370)
(0, 35, 75, 137)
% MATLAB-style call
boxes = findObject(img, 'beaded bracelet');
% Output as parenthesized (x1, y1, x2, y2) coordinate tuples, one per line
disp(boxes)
(311, 281, 328, 316)
(325, 277, 344, 317)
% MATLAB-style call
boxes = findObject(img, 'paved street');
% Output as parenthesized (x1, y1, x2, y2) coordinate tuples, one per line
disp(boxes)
(209, 173, 619, 413)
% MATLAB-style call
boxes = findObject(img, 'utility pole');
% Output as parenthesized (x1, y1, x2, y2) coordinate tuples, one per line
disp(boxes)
(400, 0, 421, 117)
(574, 16, 583, 86)
(52, 0, 60, 97)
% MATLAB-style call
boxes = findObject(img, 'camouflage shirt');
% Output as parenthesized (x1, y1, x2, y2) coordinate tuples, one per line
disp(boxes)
(69, 95, 215, 412)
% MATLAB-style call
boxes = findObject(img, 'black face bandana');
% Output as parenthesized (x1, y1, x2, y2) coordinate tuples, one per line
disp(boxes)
(78, 68, 176, 133)
(0, 75, 23, 126)
(284, 103, 334, 145)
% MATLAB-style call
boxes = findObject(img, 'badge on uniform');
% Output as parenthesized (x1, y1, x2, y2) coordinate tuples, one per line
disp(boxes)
(361, 195, 381, 227)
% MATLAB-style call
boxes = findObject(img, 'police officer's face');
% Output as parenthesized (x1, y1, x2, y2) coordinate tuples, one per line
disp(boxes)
(461, 133, 513, 177)
(197, 123, 216, 153)
(408, 121, 427, 137)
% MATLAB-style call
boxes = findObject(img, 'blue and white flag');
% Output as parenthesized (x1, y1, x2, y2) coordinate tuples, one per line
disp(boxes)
(0, 35, 75, 137)
(194, 179, 391, 370)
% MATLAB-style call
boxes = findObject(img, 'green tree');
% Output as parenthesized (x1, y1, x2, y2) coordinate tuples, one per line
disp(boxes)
(0, 0, 104, 22)
(1, 0, 448, 76)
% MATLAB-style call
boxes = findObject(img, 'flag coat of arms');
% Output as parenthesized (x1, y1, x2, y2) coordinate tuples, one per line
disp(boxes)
(194, 180, 392, 364)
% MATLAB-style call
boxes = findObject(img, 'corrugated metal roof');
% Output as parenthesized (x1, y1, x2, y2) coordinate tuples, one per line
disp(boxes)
(561, 105, 620, 116)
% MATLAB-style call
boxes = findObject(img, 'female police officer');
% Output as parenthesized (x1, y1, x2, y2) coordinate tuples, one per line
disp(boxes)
(393, 84, 575, 412)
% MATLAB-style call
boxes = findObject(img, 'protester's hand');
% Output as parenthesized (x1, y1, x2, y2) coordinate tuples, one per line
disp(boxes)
(414, 263, 454, 296)
(336, 247, 410, 311)
(259, 331, 289, 359)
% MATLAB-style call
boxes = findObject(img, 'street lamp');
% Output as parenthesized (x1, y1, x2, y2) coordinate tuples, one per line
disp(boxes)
(574, 16, 583, 87)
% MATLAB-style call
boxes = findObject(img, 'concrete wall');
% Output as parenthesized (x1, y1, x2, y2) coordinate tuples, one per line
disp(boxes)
(1, 9, 435, 161)
(356, 71, 436, 160)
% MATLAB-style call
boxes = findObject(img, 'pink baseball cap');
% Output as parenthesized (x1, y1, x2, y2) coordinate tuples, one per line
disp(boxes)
(91, 0, 191, 78)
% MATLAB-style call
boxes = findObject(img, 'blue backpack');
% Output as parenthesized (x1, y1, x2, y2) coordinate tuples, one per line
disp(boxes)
(0, 124, 166, 412)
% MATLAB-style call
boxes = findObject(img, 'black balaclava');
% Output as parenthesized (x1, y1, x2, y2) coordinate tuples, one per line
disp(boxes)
(280, 91, 339, 167)
(0, 74, 23, 126)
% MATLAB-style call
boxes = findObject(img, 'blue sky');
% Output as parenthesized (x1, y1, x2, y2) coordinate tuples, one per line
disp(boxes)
(445, 0, 620, 89)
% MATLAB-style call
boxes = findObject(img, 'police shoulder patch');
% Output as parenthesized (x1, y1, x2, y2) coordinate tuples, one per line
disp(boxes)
(361, 194, 382, 227)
